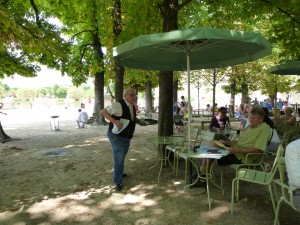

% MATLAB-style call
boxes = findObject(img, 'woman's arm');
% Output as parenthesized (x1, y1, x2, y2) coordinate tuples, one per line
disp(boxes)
(286, 116, 297, 126)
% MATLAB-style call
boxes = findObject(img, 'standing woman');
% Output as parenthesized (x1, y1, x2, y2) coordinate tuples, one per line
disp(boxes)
(265, 98, 273, 116)
(100, 88, 137, 191)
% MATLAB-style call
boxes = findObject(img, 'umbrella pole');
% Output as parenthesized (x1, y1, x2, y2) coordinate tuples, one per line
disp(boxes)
(186, 42, 192, 151)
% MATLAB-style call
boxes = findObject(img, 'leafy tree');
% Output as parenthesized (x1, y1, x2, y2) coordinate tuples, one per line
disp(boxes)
(36, 88, 50, 97)
(0, 0, 69, 79)
(67, 86, 85, 102)
(50, 84, 67, 98)
(0, 84, 5, 99)
(16, 88, 36, 102)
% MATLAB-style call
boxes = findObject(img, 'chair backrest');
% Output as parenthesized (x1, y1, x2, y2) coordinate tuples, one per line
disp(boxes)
(277, 125, 300, 138)
(184, 126, 200, 142)
(273, 156, 298, 224)
(276, 156, 298, 211)
(196, 130, 216, 146)
(281, 131, 297, 149)
(277, 156, 287, 183)
(269, 144, 285, 174)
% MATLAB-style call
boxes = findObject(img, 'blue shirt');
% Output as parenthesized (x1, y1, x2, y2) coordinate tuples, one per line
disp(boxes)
(265, 102, 273, 112)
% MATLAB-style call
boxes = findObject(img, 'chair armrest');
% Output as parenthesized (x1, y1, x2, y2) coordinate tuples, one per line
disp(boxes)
(273, 179, 295, 205)
(244, 152, 266, 164)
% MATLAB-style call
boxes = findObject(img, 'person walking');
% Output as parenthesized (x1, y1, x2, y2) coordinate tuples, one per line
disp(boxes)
(100, 88, 137, 191)
(0, 102, 11, 143)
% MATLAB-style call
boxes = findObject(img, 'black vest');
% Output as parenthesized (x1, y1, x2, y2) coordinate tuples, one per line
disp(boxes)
(108, 99, 136, 139)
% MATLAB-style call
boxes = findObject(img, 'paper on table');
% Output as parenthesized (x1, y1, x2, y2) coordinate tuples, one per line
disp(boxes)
(214, 140, 228, 150)
(112, 119, 130, 134)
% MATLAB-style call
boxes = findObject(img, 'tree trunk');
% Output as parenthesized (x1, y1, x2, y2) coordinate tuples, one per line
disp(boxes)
(158, 71, 173, 136)
(94, 71, 106, 124)
(114, 64, 124, 101)
(158, 0, 179, 136)
(91, 31, 106, 124)
(112, 0, 124, 102)
(230, 67, 237, 117)
(145, 80, 153, 112)
(212, 69, 216, 115)
(274, 85, 278, 109)
(241, 80, 249, 104)
(173, 79, 178, 103)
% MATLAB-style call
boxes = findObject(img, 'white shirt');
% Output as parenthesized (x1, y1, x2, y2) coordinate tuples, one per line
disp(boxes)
(282, 104, 290, 111)
(105, 100, 134, 120)
(285, 139, 300, 191)
(78, 111, 89, 122)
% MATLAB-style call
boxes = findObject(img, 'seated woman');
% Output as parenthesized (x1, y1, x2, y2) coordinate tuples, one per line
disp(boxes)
(173, 107, 184, 133)
(273, 108, 285, 127)
(179, 102, 187, 115)
(209, 106, 231, 134)
(203, 104, 211, 116)
(282, 106, 297, 126)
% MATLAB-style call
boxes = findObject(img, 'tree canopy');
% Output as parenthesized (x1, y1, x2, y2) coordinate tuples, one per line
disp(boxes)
(1, 0, 300, 110)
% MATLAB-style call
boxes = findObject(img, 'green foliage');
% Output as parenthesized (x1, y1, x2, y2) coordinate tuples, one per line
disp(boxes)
(2, 0, 300, 100)
(35, 85, 67, 98)
(50, 84, 67, 98)
(16, 88, 36, 102)
(0, 0, 69, 78)
(67, 86, 86, 102)
(0, 84, 5, 99)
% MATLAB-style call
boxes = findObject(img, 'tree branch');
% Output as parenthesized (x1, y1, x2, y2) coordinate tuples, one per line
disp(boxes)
(177, 0, 194, 11)
(30, 0, 41, 27)
(70, 30, 94, 42)
(260, 0, 300, 24)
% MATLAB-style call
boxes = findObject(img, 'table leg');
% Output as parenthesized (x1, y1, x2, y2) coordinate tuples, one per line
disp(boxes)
(149, 144, 164, 182)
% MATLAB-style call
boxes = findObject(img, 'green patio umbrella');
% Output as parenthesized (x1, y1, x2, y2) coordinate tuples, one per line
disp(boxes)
(269, 60, 300, 75)
(113, 27, 272, 148)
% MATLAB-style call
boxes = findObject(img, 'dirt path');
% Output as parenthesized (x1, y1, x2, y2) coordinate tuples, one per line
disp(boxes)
(0, 108, 299, 225)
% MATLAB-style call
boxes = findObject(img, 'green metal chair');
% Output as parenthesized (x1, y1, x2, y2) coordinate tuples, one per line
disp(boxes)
(280, 130, 298, 149)
(273, 157, 299, 225)
(219, 151, 267, 189)
(166, 126, 200, 175)
(231, 144, 285, 214)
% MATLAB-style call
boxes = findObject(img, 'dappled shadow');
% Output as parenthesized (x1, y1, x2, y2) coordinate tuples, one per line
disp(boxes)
(1, 117, 300, 224)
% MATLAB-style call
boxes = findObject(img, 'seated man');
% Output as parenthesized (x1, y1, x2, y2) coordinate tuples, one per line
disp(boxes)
(76, 109, 89, 128)
(285, 139, 300, 211)
(200, 107, 270, 173)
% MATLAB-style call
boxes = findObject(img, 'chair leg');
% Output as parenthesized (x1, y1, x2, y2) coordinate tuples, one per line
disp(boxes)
(204, 162, 212, 210)
(231, 178, 238, 214)
(274, 198, 283, 225)
(236, 179, 240, 201)
(268, 184, 277, 215)
(220, 166, 224, 189)
(184, 157, 188, 183)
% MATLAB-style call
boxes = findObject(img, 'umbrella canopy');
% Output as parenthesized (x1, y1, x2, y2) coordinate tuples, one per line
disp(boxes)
(113, 27, 272, 148)
(269, 60, 300, 75)
(113, 27, 272, 71)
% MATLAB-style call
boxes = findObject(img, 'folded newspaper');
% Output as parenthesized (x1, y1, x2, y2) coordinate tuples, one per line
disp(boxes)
(112, 119, 130, 134)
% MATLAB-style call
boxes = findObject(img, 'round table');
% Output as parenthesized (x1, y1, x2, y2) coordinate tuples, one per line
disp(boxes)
(146, 136, 182, 182)
(50, 115, 60, 131)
